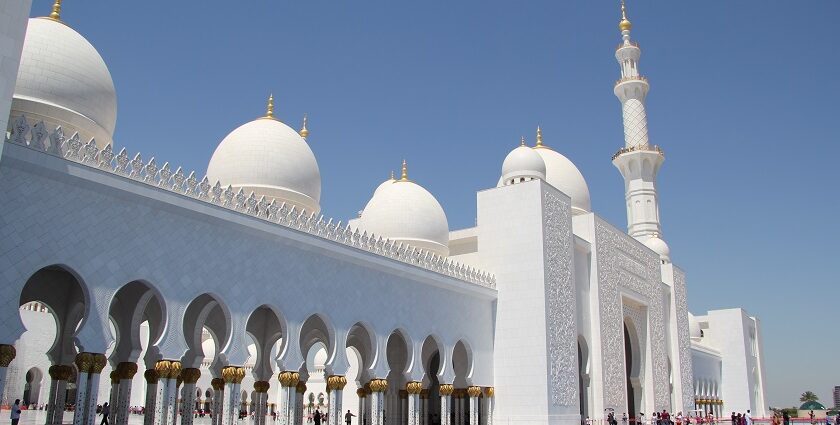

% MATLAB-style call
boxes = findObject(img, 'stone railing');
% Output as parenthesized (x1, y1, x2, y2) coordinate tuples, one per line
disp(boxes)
(611, 143, 664, 161)
(6, 116, 496, 289)
(614, 75, 648, 86)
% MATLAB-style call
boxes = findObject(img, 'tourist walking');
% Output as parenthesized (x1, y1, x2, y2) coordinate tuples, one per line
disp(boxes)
(745, 410, 752, 425)
(100, 402, 110, 425)
(345, 410, 355, 425)
(783, 412, 790, 425)
(11, 399, 22, 425)
(314, 409, 322, 425)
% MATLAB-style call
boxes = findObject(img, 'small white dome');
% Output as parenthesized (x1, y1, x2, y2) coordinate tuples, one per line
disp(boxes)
(356, 169, 449, 256)
(644, 236, 671, 263)
(207, 116, 321, 213)
(534, 146, 591, 215)
(688, 313, 701, 339)
(11, 18, 117, 146)
(501, 144, 546, 185)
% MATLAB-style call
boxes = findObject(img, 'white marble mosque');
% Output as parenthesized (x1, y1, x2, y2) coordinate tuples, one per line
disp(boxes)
(0, 2, 768, 425)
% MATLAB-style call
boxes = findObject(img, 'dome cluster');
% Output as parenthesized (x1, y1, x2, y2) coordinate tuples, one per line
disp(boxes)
(498, 127, 592, 215)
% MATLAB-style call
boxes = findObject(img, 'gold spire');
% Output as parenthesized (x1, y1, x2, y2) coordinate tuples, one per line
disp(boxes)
(299, 114, 309, 138)
(619, 0, 632, 32)
(535, 126, 547, 148)
(48, 0, 62, 21)
(400, 160, 409, 181)
(389, 170, 395, 180)
(264, 94, 275, 119)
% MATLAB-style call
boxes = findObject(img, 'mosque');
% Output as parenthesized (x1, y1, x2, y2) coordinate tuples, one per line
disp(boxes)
(0, 2, 768, 425)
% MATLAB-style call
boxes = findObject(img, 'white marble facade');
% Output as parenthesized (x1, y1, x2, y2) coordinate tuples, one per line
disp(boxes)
(0, 3, 767, 425)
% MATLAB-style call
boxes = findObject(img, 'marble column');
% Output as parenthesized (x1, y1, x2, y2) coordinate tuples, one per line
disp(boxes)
(46, 364, 72, 425)
(419, 390, 429, 425)
(400, 391, 408, 425)
(109, 371, 120, 423)
(483, 388, 493, 425)
(364, 384, 372, 425)
(439, 385, 453, 425)
(144, 370, 159, 425)
(0, 345, 15, 407)
(451, 390, 461, 425)
(467, 387, 481, 425)
(73, 353, 107, 425)
(154, 360, 182, 425)
(253, 381, 271, 425)
(406, 382, 422, 425)
(277, 372, 299, 425)
(180, 369, 201, 425)
(368, 379, 387, 425)
(356, 389, 366, 425)
(326, 376, 347, 425)
(294, 382, 306, 425)
(114, 363, 138, 425)
(210, 378, 224, 425)
(221, 366, 245, 425)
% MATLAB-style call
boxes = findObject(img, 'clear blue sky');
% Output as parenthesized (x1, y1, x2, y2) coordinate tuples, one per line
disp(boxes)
(31, 0, 839, 408)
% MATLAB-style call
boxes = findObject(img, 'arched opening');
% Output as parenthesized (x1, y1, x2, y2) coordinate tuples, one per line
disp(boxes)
(385, 330, 411, 425)
(422, 336, 443, 425)
(182, 293, 232, 369)
(23, 367, 44, 406)
(108, 280, 166, 367)
(299, 314, 335, 421)
(345, 322, 376, 425)
(578, 337, 591, 420)
(623, 322, 641, 420)
(452, 340, 474, 425)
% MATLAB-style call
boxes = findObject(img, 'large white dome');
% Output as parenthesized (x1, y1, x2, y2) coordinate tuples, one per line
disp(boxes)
(206, 115, 321, 213)
(534, 139, 591, 215)
(11, 17, 117, 146)
(356, 166, 449, 256)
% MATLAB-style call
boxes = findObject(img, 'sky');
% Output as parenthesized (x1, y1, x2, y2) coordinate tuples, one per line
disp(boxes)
(27, 0, 839, 409)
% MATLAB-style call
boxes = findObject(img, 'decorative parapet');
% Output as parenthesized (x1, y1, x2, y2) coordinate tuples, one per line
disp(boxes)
(615, 40, 640, 51)
(611, 143, 664, 161)
(614, 75, 648, 87)
(6, 116, 496, 289)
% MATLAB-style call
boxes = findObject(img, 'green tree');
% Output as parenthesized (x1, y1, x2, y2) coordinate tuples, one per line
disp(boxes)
(800, 391, 819, 402)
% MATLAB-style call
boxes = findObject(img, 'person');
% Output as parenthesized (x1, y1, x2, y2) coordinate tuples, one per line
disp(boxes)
(810, 411, 816, 425)
(732, 413, 737, 425)
(677, 412, 683, 425)
(100, 402, 110, 425)
(314, 409, 322, 425)
(825, 414, 832, 425)
(745, 410, 752, 425)
(345, 410, 355, 425)
(771, 414, 780, 425)
(11, 399, 22, 425)
(783, 412, 790, 425)
(623, 413, 628, 425)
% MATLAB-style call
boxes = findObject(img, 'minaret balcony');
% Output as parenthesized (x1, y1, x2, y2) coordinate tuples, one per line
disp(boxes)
(611, 143, 664, 161)
(614, 75, 648, 87)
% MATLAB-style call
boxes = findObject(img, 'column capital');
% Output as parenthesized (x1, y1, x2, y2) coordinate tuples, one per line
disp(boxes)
(211, 377, 224, 390)
(75, 352, 93, 372)
(326, 375, 348, 392)
(484, 387, 494, 398)
(0, 344, 16, 367)
(90, 353, 107, 374)
(144, 369, 159, 384)
(467, 386, 482, 398)
(116, 362, 138, 380)
(439, 384, 454, 396)
(182, 368, 201, 384)
(49, 364, 73, 380)
(254, 381, 270, 393)
(278, 371, 300, 387)
(222, 366, 245, 384)
(419, 389, 430, 399)
(369, 378, 388, 392)
(406, 381, 423, 395)
(110, 370, 120, 384)
(356, 388, 367, 398)
(295, 381, 307, 394)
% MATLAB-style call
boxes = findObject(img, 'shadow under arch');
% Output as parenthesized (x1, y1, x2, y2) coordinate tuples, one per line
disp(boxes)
(108, 279, 166, 366)
(182, 293, 232, 368)
(245, 304, 286, 381)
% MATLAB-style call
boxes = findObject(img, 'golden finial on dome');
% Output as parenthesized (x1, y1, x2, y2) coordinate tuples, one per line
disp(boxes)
(400, 160, 409, 181)
(389, 170, 395, 180)
(619, 0, 632, 32)
(48, 0, 62, 21)
(264, 94, 275, 119)
(535, 126, 546, 148)
(299, 114, 309, 138)
(520, 136, 526, 147)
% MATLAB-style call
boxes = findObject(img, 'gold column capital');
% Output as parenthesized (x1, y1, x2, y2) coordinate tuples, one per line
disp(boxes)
(116, 362, 138, 380)
(369, 378, 388, 392)
(406, 381, 423, 395)
(295, 381, 307, 394)
(467, 386, 482, 398)
(439, 384, 454, 396)
(419, 389, 430, 399)
(278, 371, 300, 387)
(49, 364, 73, 380)
(181, 368, 201, 384)
(484, 387, 494, 398)
(254, 381, 270, 393)
(326, 375, 348, 392)
(222, 366, 245, 384)
(75, 352, 94, 372)
(211, 377, 225, 390)
(110, 370, 120, 384)
(356, 388, 367, 398)
(0, 345, 16, 367)
(144, 369, 159, 384)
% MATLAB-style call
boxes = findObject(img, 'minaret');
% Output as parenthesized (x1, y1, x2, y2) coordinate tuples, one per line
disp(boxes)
(611, 0, 667, 249)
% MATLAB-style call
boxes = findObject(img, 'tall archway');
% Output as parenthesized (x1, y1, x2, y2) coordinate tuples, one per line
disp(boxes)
(346, 322, 376, 425)
(578, 337, 591, 419)
(299, 314, 336, 420)
(452, 340, 473, 425)
(23, 367, 43, 405)
(385, 330, 411, 425)
(623, 322, 641, 420)
(422, 336, 443, 425)
(182, 293, 232, 368)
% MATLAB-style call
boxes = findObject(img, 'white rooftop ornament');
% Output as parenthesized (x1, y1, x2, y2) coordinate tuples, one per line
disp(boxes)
(500, 134, 547, 185)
